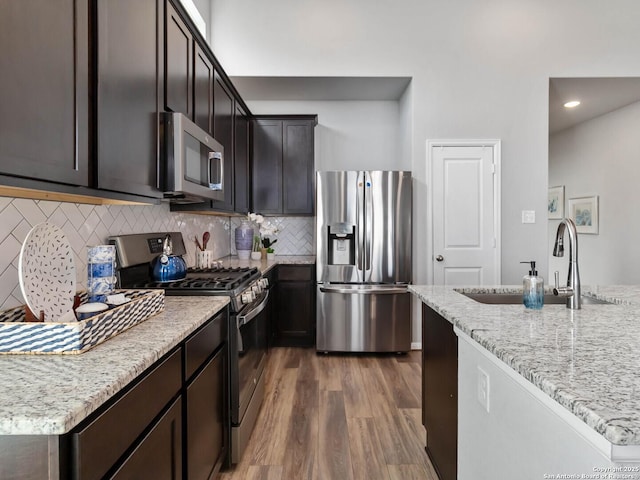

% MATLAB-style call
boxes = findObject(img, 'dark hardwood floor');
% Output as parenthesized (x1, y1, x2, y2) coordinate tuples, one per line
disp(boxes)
(218, 347, 437, 480)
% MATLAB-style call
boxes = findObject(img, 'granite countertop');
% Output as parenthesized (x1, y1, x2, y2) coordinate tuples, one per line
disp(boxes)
(409, 285, 640, 446)
(216, 255, 316, 274)
(0, 296, 229, 436)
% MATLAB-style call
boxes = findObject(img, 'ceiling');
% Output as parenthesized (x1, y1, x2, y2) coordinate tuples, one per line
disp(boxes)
(231, 76, 640, 131)
(549, 77, 640, 134)
(230, 76, 412, 102)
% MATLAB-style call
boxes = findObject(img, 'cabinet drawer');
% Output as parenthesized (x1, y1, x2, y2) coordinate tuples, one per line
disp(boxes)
(185, 310, 226, 381)
(277, 265, 313, 282)
(72, 349, 182, 480)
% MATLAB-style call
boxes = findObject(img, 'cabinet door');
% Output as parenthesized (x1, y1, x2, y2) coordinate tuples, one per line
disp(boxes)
(275, 266, 315, 346)
(234, 103, 250, 214)
(212, 72, 235, 211)
(251, 120, 283, 214)
(165, 2, 192, 117)
(186, 347, 226, 480)
(283, 120, 315, 214)
(0, 0, 88, 186)
(193, 42, 213, 134)
(423, 304, 458, 480)
(96, 0, 162, 198)
(111, 398, 182, 480)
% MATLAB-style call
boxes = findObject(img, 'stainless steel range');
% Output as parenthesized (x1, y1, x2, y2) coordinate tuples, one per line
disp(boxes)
(110, 232, 269, 465)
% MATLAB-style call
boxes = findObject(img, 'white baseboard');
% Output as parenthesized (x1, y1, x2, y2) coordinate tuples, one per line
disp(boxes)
(411, 342, 422, 350)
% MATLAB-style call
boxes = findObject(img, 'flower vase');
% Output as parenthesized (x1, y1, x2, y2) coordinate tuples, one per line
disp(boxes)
(235, 220, 254, 260)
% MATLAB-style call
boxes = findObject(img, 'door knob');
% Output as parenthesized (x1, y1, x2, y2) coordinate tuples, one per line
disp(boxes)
(436, 255, 444, 262)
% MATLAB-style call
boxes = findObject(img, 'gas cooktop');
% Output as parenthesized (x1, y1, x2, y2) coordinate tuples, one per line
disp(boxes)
(111, 232, 262, 293)
(126, 267, 261, 294)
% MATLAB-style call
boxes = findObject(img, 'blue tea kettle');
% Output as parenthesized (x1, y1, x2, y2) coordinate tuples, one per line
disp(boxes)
(152, 234, 187, 282)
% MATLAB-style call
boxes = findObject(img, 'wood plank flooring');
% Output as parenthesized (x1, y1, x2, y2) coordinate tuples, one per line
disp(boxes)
(217, 347, 438, 480)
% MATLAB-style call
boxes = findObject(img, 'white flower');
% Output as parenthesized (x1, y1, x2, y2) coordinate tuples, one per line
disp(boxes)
(247, 212, 264, 224)
(259, 222, 279, 237)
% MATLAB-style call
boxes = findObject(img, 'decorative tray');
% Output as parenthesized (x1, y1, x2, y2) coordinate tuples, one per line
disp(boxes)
(0, 290, 164, 355)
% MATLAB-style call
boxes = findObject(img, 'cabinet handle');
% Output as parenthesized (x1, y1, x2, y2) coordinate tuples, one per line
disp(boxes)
(436, 255, 444, 262)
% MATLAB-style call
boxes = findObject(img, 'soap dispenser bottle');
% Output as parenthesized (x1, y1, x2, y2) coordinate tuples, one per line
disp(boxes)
(521, 261, 544, 309)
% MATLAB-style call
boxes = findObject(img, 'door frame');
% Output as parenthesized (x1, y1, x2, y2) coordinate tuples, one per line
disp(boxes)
(426, 139, 502, 284)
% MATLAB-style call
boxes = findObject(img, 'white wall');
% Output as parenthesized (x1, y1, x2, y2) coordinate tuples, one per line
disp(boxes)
(247, 100, 407, 171)
(209, 0, 640, 287)
(549, 100, 640, 285)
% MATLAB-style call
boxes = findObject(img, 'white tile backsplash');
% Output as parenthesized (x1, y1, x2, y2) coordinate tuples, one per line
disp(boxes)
(0, 198, 315, 311)
(229, 216, 315, 255)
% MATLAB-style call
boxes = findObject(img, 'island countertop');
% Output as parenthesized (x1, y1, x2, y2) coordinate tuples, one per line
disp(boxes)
(0, 296, 229, 436)
(409, 285, 640, 447)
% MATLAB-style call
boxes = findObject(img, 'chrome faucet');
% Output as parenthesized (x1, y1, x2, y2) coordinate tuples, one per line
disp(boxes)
(552, 218, 581, 309)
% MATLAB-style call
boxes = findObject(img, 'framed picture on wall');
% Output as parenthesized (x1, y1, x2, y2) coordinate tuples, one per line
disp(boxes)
(568, 195, 599, 234)
(548, 186, 564, 219)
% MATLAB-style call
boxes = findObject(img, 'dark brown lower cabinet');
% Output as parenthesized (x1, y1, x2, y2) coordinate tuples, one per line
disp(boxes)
(186, 346, 226, 480)
(5, 309, 230, 480)
(72, 349, 182, 479)
(111, 398, 182, 480)
(422, 304, 458, 480)
(274, 265, 315, 347)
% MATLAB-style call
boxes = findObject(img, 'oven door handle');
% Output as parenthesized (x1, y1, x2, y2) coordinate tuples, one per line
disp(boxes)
(237, 290, 270, 327)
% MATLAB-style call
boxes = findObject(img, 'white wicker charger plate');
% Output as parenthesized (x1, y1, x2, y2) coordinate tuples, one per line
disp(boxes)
(18, 223, 76, 322)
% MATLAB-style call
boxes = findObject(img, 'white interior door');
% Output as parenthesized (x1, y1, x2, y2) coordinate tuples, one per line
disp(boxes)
(430, 141, 501, 285)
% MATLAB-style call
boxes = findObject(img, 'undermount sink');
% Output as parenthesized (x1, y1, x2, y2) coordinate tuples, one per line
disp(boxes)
(461, 292, 613, 305)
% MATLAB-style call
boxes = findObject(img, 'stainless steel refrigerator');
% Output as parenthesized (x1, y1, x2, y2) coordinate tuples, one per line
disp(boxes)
(316, 170, 412, 352)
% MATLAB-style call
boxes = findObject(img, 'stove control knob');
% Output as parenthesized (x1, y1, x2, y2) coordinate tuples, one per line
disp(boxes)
(252, 285, 261, 295)
(260, 278, 269, 288)
(241, 293, 252, 304)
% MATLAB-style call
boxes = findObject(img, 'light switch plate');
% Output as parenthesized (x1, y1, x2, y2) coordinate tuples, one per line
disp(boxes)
(522, 210, 536, 224)
(477, 366, 490, 413)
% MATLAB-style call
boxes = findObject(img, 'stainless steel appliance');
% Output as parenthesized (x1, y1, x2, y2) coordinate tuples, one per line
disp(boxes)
(110, 232, 268, 465)
(161, 112, 224, 204)
(316, 170, 412, 352)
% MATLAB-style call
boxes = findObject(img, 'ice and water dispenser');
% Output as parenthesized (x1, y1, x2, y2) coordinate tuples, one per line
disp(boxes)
(327, 223, 355, 265)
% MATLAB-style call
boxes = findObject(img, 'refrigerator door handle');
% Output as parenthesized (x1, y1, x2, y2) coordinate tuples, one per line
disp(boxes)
(364, 171, 373, 274)
(319, 285, 408, 295)
(356, 171, 365, 276)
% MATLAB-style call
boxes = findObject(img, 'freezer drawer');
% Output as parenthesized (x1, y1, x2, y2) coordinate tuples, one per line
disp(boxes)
(316, 285, 411, 353)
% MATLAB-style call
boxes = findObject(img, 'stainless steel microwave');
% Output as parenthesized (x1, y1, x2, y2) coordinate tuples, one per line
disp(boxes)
(161, 112, 224, 203)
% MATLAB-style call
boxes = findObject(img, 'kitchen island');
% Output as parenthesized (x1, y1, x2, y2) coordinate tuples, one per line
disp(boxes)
(0, 295, 229, 478)
(410, 285, 640, 479)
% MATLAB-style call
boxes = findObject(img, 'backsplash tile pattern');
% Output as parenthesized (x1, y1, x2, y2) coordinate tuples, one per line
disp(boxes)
(0, 199, 230, 311)
(0, 198, 315, 312)
(229, 216, 315, 256)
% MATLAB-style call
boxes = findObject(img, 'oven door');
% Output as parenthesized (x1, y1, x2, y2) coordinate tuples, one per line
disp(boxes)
(230, 290, 269, 425)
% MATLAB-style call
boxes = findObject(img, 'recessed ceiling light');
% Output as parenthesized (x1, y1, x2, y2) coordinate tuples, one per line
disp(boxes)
(564, 100, 581, 108)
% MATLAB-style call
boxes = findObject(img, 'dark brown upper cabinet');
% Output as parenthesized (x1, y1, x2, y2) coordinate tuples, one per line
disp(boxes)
(251, 119, 283, 214)
(165, 1, 192, 118)
(95, 0, 164, 198)
(211, 72, 235, 212)
(166, 1, 214, 136)
(234, 103, 250, 214)
(193, 43, 214, 134)
(252, 116, 317, 215)
(0, 0, 89, 186)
